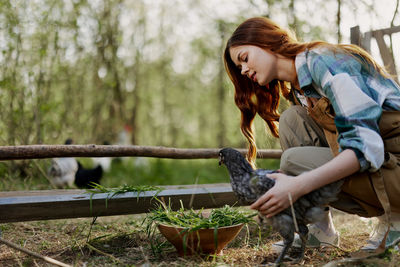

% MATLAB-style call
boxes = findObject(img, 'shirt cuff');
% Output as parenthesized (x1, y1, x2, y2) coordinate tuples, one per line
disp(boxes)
(348, 147, 370, 172)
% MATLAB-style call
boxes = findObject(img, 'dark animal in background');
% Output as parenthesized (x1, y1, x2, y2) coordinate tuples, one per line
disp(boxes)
(75, 162, 103, 188)
(219, 148, 343, 264)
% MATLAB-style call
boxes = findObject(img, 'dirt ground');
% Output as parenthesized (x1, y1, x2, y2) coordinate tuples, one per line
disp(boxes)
(1, 209, 399, 266)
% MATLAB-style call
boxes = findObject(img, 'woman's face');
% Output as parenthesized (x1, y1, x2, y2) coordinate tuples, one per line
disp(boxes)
(229, 45, 277, 86)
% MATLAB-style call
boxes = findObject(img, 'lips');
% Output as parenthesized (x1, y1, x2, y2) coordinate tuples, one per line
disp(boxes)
(251, 73, 256, 82)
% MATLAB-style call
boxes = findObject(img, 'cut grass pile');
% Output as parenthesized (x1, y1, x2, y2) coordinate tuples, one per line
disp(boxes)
(85, 183, 164, 211)
(144, 203, 258, 257)
(144, 203, 256, 230)
(86, 184, 164, 197)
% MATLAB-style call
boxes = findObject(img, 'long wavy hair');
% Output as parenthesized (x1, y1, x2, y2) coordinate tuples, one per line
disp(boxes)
(224, 17, 388, 166)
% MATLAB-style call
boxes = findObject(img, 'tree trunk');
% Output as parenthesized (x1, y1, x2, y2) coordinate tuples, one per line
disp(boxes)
(337, 0, 342, 43)
(217, 21, 226, 147)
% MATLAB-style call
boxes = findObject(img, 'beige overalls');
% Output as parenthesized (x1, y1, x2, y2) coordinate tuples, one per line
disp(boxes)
(279, 96, 400, 218)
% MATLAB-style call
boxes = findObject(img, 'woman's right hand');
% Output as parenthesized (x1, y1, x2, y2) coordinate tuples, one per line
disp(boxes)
(250, 172, 305, 218)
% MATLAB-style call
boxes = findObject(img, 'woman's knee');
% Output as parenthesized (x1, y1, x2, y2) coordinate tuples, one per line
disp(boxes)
(280, 146, 333, 175)
(279, 147, 304, 175)
(279, 106, 307, 130)
(279, 105, 328, 149)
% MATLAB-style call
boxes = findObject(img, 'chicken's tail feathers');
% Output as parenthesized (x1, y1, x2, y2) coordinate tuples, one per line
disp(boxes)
(304, 206, 326, 224)
(307, 180, 344, 206)
(94, 164, 103, 176)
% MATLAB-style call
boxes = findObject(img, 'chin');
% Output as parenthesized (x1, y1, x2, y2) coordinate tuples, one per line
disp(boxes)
(256, 77, 268, 86)
(261, 78, 275, 86)
(258, 80, 268, 86)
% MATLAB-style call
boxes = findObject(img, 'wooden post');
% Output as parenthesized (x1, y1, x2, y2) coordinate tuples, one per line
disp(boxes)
(350, 26, 361, 46)
(361, 31, 372, 53)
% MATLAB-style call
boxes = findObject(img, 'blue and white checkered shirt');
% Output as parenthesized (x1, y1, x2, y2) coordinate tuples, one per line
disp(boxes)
(295, 47, 400, 172)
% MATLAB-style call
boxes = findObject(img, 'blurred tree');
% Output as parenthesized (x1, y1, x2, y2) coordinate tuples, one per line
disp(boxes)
(337, 0, 342, 43)
(216, 20, 227, 148)
(0, 0, 391, 157)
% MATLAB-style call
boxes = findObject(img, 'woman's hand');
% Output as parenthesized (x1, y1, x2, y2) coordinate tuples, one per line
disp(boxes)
(250, 149, 360, 218)
(250, 173, 305, 218)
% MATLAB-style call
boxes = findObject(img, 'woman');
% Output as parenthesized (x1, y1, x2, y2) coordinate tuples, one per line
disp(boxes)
(224, 17, 400, 251)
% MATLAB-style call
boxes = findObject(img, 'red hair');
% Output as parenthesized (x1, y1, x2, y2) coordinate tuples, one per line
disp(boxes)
(224, 17, 388, 166)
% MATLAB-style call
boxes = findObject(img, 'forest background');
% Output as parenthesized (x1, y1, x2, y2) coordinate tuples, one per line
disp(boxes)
(0, 0, 399, 190)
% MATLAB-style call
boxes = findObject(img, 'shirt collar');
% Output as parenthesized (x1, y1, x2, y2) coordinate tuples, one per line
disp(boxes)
(295, 49, 313, 89)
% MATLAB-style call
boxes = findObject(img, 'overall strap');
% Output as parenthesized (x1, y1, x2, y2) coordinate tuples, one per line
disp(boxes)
(306, 97, 339, 156)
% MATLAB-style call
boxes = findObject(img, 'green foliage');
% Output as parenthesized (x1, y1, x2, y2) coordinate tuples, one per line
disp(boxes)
(0, 0, 359, 186)
(86, 183, 163, 197)
(143, 201, 258, 255)
(101, 157, 279, 188)
(0, 0, 285, 150)
(0, 157, 280, 191)
(85, 183, 164, 211)
(0, 160, 52, 191)
(144, 203, 257, 230)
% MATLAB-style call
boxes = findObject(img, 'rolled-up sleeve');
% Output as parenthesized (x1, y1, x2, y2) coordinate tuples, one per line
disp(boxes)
(308, 53, 384, 172)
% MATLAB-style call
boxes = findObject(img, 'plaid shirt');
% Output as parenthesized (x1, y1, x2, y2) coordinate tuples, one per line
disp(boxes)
(295, 48, 400, 172)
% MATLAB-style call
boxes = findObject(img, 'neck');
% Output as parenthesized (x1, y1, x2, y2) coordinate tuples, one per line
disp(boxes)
(225, 160, 253, 177)
(276, 56, 297, 85)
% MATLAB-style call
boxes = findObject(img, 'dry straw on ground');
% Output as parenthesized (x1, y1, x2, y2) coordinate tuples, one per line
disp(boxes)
(0, 209, 399, 266)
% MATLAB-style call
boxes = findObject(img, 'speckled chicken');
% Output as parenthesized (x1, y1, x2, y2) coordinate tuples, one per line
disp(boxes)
(219, 148, 343, 264)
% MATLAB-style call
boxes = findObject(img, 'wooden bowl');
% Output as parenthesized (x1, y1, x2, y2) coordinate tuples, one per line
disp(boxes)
(157, 223, 244, 256)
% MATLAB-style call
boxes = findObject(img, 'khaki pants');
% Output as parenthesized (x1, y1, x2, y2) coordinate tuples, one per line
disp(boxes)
(279, 106, 400, 217)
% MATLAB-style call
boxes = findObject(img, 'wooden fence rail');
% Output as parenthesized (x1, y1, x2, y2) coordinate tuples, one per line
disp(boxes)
(0, 145, 282, 160)
(0, 184, 239, 223)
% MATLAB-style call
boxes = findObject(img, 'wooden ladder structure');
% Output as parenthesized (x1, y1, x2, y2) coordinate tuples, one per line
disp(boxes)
(350, 25, 400, 83)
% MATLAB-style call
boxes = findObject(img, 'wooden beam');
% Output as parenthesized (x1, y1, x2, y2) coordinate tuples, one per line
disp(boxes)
(373, 30, 398, 82)
(370, 25, 400, 36)
(0, 184, 241, 223)
(0, 145, 282, 160)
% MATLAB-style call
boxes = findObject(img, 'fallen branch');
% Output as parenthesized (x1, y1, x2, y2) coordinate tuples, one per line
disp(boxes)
(0, 237, 71, 267)
(0, 145, 282, 160)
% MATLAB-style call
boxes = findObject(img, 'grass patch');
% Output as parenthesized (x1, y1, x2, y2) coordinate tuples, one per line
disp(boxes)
(0, 157, 280, 190)
(102, 157, 279, 187)
(2, 210, 399, 266)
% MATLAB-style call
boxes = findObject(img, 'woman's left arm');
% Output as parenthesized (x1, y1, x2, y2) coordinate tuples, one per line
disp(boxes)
(250, 148, 360, 217)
